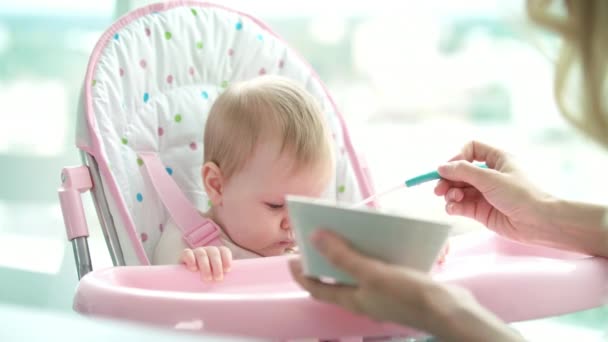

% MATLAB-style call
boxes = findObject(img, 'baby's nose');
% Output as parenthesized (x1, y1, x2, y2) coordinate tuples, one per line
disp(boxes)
(280, 216, 291, 230)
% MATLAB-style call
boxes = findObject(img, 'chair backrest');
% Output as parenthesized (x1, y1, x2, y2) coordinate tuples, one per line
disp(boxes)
(76, 1, 375, 265)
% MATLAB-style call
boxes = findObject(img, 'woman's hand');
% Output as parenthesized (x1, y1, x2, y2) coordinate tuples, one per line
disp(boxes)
(434, 140, 553, 244)
(289, 230, 523, 341)
(436, 140, 608, 256)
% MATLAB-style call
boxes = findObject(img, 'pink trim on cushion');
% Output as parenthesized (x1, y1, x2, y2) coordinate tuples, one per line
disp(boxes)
(82, 1, 377, 265)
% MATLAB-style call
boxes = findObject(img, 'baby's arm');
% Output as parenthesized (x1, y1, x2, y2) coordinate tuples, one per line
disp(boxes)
(180, 246, 232, 282)
(152, 220, 188, 265)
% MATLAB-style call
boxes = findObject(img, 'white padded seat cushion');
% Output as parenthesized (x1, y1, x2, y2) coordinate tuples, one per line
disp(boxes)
(82, 3, 370, 263)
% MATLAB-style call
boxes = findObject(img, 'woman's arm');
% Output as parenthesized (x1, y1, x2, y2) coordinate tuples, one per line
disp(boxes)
(534, 198, 608, 257)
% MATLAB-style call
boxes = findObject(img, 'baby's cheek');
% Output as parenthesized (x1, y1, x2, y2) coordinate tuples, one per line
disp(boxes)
(234, 222, 268, 247)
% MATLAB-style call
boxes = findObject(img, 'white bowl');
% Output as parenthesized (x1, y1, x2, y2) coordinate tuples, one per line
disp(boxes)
(287, 195, 452, 285)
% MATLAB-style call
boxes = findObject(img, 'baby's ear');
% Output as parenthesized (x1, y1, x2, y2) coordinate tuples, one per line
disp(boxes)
(202, 162, 224, 206)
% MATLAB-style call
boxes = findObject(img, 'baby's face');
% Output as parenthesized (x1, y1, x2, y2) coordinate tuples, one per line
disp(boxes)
(215, 141, 332, 257)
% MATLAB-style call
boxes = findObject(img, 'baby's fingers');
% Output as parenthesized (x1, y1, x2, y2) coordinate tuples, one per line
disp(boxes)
(193, 248, 213, 282)
(220, 246, 232, 273)
(180, 249, 197, 272)
(206, 247, 224, 281)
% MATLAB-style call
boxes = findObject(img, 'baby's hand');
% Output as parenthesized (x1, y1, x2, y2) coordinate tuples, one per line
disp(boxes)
(436, 242, 450, 265)
(180, 246, 232, 282)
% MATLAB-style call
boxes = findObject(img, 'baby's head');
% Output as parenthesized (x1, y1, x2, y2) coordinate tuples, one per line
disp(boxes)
(202, 75, 334, 256)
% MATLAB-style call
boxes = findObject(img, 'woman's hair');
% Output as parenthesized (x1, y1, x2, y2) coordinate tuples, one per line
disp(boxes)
(527, 0, 608, 148)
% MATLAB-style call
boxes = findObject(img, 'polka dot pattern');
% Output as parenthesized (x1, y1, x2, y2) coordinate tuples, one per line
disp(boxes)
(89, 5, 367, 262)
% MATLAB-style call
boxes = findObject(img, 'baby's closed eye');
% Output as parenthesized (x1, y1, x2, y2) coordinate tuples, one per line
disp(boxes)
(265, 202, 284, 210)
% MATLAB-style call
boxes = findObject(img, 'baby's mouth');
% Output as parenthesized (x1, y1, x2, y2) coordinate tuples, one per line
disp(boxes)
(278, 239, 296, 248)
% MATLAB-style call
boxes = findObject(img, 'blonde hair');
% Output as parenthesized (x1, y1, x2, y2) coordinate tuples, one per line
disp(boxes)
(527, 0, 608, 148)
(204, 75, 333, 179)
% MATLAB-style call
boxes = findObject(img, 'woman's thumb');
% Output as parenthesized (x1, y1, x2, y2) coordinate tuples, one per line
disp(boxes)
(437, 161, 498, 192)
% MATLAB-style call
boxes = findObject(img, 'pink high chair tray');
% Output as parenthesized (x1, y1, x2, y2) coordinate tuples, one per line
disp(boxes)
(74, 232, 608, 340)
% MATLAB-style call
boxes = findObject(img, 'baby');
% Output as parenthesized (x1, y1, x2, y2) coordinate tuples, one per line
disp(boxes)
(153, 75, 334, 281)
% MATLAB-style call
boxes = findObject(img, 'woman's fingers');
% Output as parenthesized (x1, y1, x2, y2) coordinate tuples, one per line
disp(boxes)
(288, 258, 360, 312)
(438, 160, 500, 194)
(458, 140, 505, 168)
(445, 188, 465, 202)
(434, 179, 451, 196)
(445, 193, 493, 225)
(310, 230, 384, 285)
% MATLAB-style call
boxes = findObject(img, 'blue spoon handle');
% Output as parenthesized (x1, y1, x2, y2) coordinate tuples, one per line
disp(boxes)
(405, 163, 488, 187)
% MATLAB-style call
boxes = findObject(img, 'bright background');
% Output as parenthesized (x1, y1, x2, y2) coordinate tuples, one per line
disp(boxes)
(0, 1, 606, 340)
